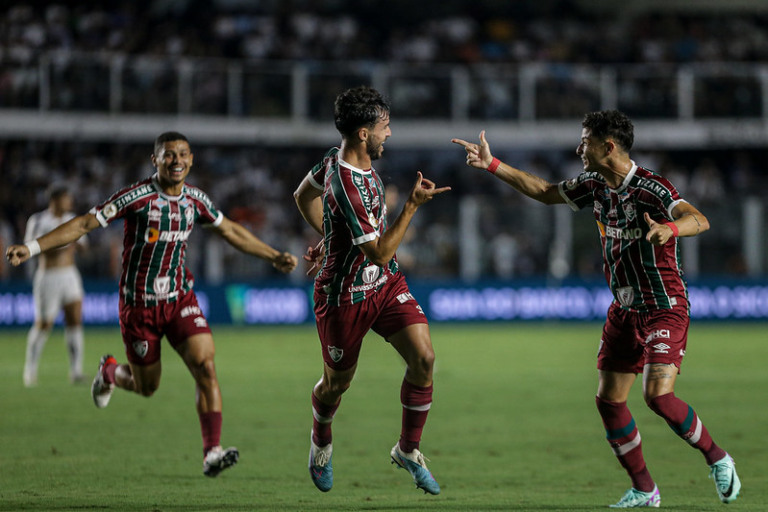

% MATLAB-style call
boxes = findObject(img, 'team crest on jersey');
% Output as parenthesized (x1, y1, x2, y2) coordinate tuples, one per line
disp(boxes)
(362, 264, 380, 284)
(622, 202, 637, 222)
(133, 340, 149, 359)
(184, 206, 194, 223)
(565, 178, 578, 190)
(327, 346, 343, 363)
(148, 208, 162, 221)
(367, 212, 379, 229)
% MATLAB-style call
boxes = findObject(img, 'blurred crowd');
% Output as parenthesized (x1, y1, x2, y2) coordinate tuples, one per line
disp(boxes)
(2, 0, 767, 64)
(1, 0, 767, 282)
(1, 138, 765, 283)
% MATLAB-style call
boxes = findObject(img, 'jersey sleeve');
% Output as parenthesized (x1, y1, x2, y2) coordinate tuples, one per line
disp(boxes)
(185, 187, 223, 227)
(331, 170, 379, 246)
(558, 172, 601, 211)
(640, 175, 686, 221)
(307, 147, 339, 190)
(23, 213, 39, 242)
(90, 187, 133, 227)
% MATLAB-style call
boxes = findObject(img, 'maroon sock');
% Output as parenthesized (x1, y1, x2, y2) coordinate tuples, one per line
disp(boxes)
(399, 380, 433, 453)
(199, 411, 222, 456)
(647, 392, 726, 465)
(102, 357, 118, 384)
(596, 396, 655, 492)
(312, 392, 340, 447)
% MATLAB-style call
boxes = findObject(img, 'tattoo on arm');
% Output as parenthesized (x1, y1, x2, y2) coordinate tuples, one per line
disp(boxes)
(690, 214, 701, 234)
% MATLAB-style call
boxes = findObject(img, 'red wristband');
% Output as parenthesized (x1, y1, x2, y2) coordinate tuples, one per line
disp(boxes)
(487, 157, 500, 174)
(665, 221, 679, 237)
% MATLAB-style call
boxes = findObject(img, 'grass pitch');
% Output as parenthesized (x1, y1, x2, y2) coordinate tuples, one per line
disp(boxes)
(1, 322, 765, 511)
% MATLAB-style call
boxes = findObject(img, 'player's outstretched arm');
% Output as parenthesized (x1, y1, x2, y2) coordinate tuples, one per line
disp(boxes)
(6, 213, 100, 266)
(213, 216, 298, 273)
(359, 172, 450, 267)
(451, 131, 564, 205)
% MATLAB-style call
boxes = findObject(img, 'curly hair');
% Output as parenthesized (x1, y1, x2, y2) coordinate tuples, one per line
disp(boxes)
(334, 86, 390, 138)
(582, 110, 634, 152)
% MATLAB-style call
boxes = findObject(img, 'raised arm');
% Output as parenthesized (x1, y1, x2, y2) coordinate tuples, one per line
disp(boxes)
(358, 172, 450, 267)
(211, 216, 298, 273)
(6, 213, 100, 266)
(451, 131, 565, 205)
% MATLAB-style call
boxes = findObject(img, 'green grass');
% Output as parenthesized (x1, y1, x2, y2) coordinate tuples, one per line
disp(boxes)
(1, 322, 765, 511)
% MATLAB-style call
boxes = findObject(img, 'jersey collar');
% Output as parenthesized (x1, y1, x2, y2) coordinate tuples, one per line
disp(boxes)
(151, 172, 184, 200)
(338, 157, 372, 175)
(611, 160, 637, 194)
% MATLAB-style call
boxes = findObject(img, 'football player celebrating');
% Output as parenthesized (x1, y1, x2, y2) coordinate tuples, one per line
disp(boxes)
(7, 132, 298, 477)
(453, 110, 740, 507)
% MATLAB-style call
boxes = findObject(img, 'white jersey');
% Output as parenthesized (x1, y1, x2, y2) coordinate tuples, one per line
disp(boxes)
(24, 209, 86, 250)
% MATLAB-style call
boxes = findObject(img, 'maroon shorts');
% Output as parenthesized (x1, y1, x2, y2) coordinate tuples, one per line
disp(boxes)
(313, 273, 428, 371)
(597, 301, 690, 374)
(119, 290, 212, 366)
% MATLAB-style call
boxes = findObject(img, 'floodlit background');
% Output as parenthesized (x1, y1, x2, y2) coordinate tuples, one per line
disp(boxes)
(2, 0, 767, 324)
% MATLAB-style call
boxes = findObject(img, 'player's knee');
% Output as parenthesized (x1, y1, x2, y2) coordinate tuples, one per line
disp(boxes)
(37, 320, 54, 331)
(137, 381, 158, 397)
(410, 347, 435, 377)
(325, 377, 352, 397)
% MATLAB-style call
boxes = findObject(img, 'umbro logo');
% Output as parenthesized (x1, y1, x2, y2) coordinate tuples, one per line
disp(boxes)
(652, 343, 670, 354)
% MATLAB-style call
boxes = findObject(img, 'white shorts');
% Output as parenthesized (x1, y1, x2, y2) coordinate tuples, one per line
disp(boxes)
(33, 266, 84, 322)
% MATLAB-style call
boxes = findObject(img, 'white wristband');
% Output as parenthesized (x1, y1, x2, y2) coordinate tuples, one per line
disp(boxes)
(25, 240, 41, 257)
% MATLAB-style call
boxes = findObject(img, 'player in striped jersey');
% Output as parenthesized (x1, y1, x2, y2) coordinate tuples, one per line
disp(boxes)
(294, 86, 449, 494)
(6, 132, 298, 477)
(22, 185, 87, 387)
(453, 110, 740, 507)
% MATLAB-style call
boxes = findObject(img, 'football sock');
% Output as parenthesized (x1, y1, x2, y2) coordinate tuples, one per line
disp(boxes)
(596, 396, 655, 492)
(647, 392, 726, 465)
(65, 325, 84, 378)
(102, 358, 118, 384)
(399, 379, 433, 453)
(312, 391, 340, 447)
(24, 325, 50, 381)
(199, 411, 223, 456)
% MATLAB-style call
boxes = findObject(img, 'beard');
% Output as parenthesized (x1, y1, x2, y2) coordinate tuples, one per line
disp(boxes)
(367, 141, 384, 161)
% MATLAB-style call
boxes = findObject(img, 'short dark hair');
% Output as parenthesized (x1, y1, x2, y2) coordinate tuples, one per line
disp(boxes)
(582, 110, 634, 152)
(334, 86, 390, 138)
(47, 183, 70, 201)
(154, 131, 189, 155)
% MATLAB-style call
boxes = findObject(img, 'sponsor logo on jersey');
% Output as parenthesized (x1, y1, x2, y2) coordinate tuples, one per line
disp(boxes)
(327, 346, 343, 363)
(153, 276, 171, 296)
(145, 228, 191, 243)
(349, 274, 388, 293)
(651, 342, 671, 354)
(565, 178, 578, 190)
(603, 225, 643, 240)
(133, 340, 149, 358)
(180, 305, 202, 318)
(148, 208, 162, 221)
(396, 292, 415, 304)
(184, 206, 194, 223)
(114, 185, 153, 210)
(103, 202, 118, 219)
(367, 212, 379, 229)
(616, 286, 635, 307)
(194, 317, 208, 328)
(154, 198, 168, 208)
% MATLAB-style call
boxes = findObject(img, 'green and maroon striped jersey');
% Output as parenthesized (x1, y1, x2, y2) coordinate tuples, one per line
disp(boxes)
(90, 173, 223, 306)
(306, 147, 399, 306)
(558, 162, 689, 312)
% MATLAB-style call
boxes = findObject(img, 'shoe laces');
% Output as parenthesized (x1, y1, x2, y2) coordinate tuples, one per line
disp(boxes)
(709, 459, 732, 488)
(313, 446, 331, 467)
